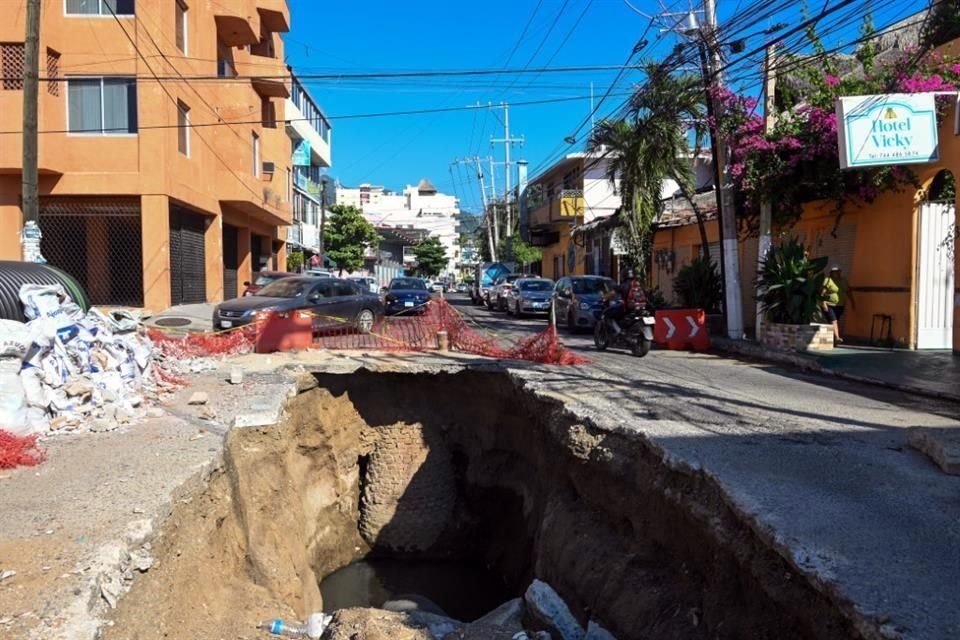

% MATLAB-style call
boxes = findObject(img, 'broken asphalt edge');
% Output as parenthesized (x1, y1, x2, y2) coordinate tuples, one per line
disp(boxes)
(709, 337, 960, 405)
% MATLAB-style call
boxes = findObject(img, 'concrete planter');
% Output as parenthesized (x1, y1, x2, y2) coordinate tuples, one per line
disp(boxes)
(761, 322, 834, 352)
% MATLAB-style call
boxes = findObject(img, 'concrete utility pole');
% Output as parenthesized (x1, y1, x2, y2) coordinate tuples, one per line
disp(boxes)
(473, 156, 497, 261)
(755, 44, 778, 339)
(319, 180, 327, 267)
(703, 0, 744, 340)
(490, 102, 524, 237)
(21, 0, 41, 253)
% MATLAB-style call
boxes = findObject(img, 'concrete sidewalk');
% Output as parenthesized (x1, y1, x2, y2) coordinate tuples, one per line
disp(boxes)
(713, 338, 960, 402)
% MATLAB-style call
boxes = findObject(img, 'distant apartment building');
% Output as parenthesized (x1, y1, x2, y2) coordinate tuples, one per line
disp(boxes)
(338, 179, 461, 276)
(0, 0, 294, 310)
(286, 71, 333, 260)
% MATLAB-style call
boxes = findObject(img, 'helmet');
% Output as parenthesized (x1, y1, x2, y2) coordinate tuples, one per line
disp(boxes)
(623, 268, 636, 280)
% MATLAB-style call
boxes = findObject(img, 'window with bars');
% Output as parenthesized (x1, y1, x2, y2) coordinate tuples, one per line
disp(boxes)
(67, 77, 138, 134)
(1, 43, 24, 91)
(65, 0, 135, 16)
(46, 48, 60, 96)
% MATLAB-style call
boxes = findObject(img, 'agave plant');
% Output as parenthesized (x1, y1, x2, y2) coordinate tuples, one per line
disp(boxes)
(673, 257, 722, 312)
(757, 238, 828, 324)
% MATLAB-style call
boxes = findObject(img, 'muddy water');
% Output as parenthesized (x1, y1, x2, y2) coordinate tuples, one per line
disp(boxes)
(319, 559, 512, 621)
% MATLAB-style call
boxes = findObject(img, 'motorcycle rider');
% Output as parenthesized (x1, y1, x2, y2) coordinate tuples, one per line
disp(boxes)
(603, 268, 645, 334)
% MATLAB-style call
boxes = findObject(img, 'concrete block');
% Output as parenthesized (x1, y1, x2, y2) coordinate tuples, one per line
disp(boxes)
(909, 427, 960, 475)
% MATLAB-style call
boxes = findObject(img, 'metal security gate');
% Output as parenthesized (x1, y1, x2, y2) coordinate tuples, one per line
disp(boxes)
(169, 205, 207, 305)
(917, 201, 956, 349)
(39, 197, 143, 307)
(223, 224, 239, 300)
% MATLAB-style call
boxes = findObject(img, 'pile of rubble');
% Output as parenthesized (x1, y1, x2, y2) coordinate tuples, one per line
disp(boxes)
(0, 284, 170, 435)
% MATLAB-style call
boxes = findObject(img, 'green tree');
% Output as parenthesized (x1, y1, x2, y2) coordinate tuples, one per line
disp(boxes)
(499, 236, 541, 270)
(412, 235, 448, 277)
(588, 64, 707, 272)
(286, 249, 304, 272)
(324, 204, 380, 275)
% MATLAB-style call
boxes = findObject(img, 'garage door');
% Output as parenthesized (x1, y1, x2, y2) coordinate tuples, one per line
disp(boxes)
(169, 206, 207, 305)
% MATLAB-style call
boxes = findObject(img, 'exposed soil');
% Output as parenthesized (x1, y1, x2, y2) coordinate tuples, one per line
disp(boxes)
(104, 369, 863, 640)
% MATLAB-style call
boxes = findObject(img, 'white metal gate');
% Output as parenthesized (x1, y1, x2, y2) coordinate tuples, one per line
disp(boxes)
(917, 201, 956, 349)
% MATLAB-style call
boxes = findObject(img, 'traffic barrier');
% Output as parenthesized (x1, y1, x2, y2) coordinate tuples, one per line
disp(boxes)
(654, 308, 710, 352)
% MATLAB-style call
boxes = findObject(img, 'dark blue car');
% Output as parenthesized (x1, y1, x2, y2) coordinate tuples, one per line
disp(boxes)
(384, 277, 430, 316)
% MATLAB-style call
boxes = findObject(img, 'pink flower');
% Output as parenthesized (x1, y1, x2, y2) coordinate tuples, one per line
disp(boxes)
(824, 74, 840, 87)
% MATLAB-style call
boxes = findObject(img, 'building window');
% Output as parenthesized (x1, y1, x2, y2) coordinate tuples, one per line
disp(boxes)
(65, 0, 135, 16)
(67, 77, 138, 134)
(252, 132, 260, 177)
(261, 97, 276, 128)
(46, 48, 60, 96)
(175, 1, 188, 54)
(1, 43, 25, 91)
(177, 100, 190, 156)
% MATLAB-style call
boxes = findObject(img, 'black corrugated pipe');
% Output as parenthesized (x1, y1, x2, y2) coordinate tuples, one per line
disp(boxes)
(0, 261, 91, 322)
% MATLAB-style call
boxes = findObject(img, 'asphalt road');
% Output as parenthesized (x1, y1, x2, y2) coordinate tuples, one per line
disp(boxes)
(447, 291, 960, 640)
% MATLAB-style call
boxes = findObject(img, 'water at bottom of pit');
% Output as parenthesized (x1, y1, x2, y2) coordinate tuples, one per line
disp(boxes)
(319, 559, 515, 622)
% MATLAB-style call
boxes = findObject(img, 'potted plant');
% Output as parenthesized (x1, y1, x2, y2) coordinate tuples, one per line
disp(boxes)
(673, 257, 723, 333)
(756, 237, 832, 351)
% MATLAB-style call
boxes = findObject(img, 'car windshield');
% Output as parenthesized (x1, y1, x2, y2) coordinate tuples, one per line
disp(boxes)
(519, 280, 552, 291)
(253, 275, 277, 286)
(256, 279, 307, 298)
(572, 278, 614, 294)
(390, 278, 427, 291)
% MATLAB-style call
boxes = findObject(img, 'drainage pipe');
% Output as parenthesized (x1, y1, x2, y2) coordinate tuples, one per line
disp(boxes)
(0, 261, 90, 322)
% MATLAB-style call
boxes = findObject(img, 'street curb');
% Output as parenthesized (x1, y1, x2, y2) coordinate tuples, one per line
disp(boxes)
(710, 338, 960, 404)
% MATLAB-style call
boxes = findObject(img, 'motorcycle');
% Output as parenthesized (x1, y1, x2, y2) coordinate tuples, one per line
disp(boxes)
(594, 300, 655, 357)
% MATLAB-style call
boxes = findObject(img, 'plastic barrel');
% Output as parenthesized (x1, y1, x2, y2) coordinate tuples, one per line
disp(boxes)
(0, 261, 91, 322)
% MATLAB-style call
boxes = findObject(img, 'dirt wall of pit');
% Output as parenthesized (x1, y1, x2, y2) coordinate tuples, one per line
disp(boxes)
(103, 370, 864, 640)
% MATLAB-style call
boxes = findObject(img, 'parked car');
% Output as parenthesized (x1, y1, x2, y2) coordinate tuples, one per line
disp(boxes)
(427, 281, 443, 293)
(241, 270, 295, 297)
(506, 278, 554, 317)
(305, 268, 334, 278)
(213, 276, 383, 334)
(348, 276, 379, 294)
(384, 277, 431, 316)
(455, 282, 469, 294)
(552, 276, 616, 331)
(487, 273, 526, 311)
(472, 262, 514, 305)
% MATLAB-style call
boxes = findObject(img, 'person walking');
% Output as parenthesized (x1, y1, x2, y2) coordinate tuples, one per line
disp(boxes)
(823, 266, 854, 344)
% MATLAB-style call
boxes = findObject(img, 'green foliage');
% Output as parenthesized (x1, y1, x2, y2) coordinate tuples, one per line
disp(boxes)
(499, 236, 542, 268)
(673, 257, 723, 313)
(324, 204, 380, 274)
(588, 64, 705, 270)
(412, 235, 448, 277)
(285, 249, 304, 272)
(923, 0, 960, 49)
(645, 286, 668, 310)
(757, 237, 828, 325)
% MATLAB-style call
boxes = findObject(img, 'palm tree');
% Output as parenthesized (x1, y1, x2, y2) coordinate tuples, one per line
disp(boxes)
(589, 64, 709, 269)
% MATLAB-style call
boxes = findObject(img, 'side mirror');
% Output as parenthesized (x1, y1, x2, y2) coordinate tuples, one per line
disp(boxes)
(308, 293, 321, 302)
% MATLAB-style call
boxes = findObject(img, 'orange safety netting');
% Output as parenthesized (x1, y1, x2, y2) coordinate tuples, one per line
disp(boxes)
(149, 299, 587, 366)
(0, 430, 47, 470)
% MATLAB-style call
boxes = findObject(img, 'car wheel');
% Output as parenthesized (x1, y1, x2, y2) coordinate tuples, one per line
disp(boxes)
(506, 300, 514, 316)
(356, 309, 375, 334)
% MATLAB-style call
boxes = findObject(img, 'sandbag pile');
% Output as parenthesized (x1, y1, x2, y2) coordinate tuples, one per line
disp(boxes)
(0, 284, 156, 435)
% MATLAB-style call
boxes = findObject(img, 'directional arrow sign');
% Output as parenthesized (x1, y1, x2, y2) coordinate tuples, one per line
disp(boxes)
(663, 316, 676, 340)
(686, 315, 699, 338)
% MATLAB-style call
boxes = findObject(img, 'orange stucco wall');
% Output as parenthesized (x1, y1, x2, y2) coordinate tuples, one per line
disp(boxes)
(653, 102, 960, 351)
(0, 0, 292, 311)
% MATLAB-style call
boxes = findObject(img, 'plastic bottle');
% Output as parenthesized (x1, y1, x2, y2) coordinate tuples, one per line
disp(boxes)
(257, 618, 307, 637)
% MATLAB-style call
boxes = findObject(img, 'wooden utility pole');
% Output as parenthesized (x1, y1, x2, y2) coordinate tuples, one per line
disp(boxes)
(755, 44, 778, 339)
(703, 0, 744, 340)
(22, 0, 41, 240)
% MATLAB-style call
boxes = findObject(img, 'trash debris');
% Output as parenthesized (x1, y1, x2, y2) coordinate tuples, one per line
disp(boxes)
(0, 570, 16, 581)
(187, 392, 208, 405)
(229, 367, 244, 385)
(258, 613, 331, 638)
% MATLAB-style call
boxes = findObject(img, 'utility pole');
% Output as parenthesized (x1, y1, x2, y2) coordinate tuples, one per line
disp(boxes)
(490, 102, 524, 237)
(473, 156, 497, 261)
(703, 0, 744, 340)
(755, 44, 778, 340)
(21, 0, 41, 260)
(319, 180, 327, 268)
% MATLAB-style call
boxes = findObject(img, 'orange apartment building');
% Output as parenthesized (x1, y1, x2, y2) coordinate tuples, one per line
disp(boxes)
(0, 0, 300, 311)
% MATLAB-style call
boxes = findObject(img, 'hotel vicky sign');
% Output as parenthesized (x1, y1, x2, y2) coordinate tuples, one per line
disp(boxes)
(836, 93, 940, 169)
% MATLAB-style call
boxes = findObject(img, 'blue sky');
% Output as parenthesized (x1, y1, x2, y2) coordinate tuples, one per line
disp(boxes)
(283, 0, 919, 214)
